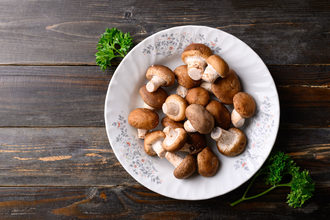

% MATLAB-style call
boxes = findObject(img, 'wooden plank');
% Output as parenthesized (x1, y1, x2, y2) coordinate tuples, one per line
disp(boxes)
(0, 185, 327, 219)
(269, 64, 330, 86)
(278, 86, 330, 127)
(0, 127, 328, 186)
(0, 127, 135, 186)
(0, 0, 329, 65)
(0, 66, 111, 126)
(0, 66, 329, 127)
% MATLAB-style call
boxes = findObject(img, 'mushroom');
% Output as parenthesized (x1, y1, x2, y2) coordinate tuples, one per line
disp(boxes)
(161, 116, 184, 129)
(174, 65, 201, 98)
(185, 87, 210, 106)
(139, 85, 168, 110)
(197, 147, 220, 177)
(211, 127, 247, 156)
(184, 104, 214, 134)
(181, 43, 213, 80)
(180, 133, 206, 155)
(144, 131, 166, 158)
(211, 69, 241, 104)
(162, 126, 187, 152)
(231, 92, 256, 128)
(146, 65, 175, 92)
(202, 55, 229, 83)
(162, 94, 187, 121)
(165, 152, 197, 179)
(128, 108, 159, 139)
(200, 81, 212, 93)
(206, 100, 231, 129)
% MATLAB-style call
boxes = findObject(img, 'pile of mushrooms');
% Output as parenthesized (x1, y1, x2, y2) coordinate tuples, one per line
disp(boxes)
(128, 43, 256, 179)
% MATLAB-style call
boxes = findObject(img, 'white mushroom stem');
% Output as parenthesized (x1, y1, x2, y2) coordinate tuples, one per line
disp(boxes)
(176, 85, 188, 98)
(202, 64, 219, 83)
(151, 139, 166, 158)
(146, 75, 166, 92)
(231, 109, 245, 128)
(143, 102, 155, 110)
(211, 127, 235, 143)
(162, 102, 179, 116)
(200, 81, 212, 92)
(165, 152, 183, 168)
(185, 56, 206, 80)
(137, 129, 148, 139)
(184, 120, 197, 132)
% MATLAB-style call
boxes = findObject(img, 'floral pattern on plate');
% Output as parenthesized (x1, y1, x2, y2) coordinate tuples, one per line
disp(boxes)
(142, 32, 222, 56)
(111, 114, 161, 184)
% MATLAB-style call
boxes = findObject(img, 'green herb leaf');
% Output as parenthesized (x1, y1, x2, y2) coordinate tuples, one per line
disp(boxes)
(287, 170, 315, 208)
(231, 151, 315, 208)
(264, 151, 290, 185)
(95, 28, 133, 71)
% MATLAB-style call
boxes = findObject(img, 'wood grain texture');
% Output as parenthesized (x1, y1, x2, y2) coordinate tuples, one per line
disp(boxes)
(0, 0, 329, 65)
(0, 185, 327, 219)
(0, 127, 328, 187)
(0, 65, 329, 127)
(0, 0, 329, 218)
(0, 66, 111, 126)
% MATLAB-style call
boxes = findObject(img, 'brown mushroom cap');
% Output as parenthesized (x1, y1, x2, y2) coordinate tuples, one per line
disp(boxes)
(181, 43, 213, 62)
(233, 92, 256, 118)
(174, 65, 201, 88)
(212, 70, 241, 104)
(128, 108, 159, 130)
(186, 133, 206, 155)
(162, 94, 187, 121)
(197, 147, 220, 177)
(206, 55, 229, 78)
(206, 100, 231, 129)
(217, 128, 247, 157)
(144, 131, 166, 156)
(185, 104, 214, 134)
(146, 65, 175, 86)
(173, 154, 197, 179)
(139, 85, 168, 109)
(162, 127, 187, 152)
(161, 117, 184, 129)
(185, 87, 210, 106)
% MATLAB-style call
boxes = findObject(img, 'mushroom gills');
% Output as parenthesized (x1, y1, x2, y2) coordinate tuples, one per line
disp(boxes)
(151, 139, 166, 158)
(146, 75, 166, 92)
(185, 56, 206, 80)
(165, 152, 183, 168)
(202, 64, 219, 83)
(180, 143, 193, 153)
(231, 109, 245, 128)
(211, 127, 236, 153)
(183, 120, 196, 132)
(137, 129, 148, 139)
(162, 102, 179, 116)
(176, 85, 188, 98)
(200, 82, 212, 92)
(163, 127, 180, 147)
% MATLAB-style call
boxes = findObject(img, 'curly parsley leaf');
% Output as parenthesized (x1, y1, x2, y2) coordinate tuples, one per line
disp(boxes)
(264, 151, 290, 185)
(231, 151, 315, 208)
(287, 170, 315, 208)
(95, 28, 133, 71)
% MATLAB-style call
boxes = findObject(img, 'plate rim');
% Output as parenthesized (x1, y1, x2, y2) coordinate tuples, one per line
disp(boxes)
(104, 25, 280, 200)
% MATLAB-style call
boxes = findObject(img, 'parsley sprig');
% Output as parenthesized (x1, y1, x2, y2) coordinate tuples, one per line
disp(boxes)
(231, 151, 315, 208)
(95, 28, 133, 71)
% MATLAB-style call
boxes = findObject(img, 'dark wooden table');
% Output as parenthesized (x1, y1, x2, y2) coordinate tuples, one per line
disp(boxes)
(0, 0, 329, 219)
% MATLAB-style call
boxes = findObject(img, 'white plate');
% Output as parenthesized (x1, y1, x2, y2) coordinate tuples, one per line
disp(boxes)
(104, 25, 280, 200)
